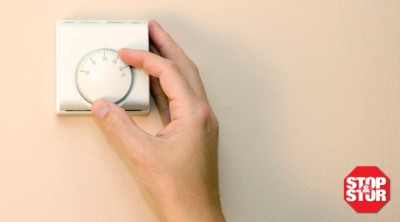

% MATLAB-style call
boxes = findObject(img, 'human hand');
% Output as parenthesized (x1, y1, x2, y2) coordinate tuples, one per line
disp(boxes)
(92, 20, 224, 222)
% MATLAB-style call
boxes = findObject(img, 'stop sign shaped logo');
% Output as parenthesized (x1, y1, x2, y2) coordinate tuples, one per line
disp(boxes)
(344, 166, 390, 213)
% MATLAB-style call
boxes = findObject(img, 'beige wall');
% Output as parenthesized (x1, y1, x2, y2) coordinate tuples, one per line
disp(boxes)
(0, 0, 399, 221)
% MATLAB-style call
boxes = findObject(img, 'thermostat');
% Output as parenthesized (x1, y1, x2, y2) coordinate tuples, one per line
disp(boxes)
(56, 20, 150, 115)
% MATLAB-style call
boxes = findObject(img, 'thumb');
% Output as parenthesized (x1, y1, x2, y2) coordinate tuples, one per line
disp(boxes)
(92, 99, 150, 158)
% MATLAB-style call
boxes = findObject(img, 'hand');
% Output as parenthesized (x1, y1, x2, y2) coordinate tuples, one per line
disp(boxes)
(92, 20, 225, 222)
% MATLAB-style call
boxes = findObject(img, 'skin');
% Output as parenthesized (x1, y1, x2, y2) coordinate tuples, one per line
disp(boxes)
(92, 20, 225, 222)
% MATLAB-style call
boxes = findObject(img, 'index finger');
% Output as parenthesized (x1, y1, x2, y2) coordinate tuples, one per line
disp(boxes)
(119, 48, 195, 105)
(149, 20, 208, 101)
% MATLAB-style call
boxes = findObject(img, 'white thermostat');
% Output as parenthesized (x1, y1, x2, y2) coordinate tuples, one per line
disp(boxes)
(56, 20, 150, 115)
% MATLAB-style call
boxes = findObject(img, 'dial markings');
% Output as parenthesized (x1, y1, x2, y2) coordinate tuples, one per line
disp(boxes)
(75, 48, 133, 104)
(89, 57, 96, 64)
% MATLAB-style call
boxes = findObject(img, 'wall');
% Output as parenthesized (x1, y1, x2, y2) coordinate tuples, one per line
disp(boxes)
(0, 0, 399, 221)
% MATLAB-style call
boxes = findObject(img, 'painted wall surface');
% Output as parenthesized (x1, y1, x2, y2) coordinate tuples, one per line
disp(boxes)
(0, 1, 399, 221)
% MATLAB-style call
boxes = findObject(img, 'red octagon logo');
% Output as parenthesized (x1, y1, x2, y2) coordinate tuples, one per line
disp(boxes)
(344, 166, 390, 213)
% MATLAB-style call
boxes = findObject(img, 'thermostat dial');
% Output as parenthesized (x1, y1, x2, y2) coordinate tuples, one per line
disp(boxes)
(75, 48, 133, 104)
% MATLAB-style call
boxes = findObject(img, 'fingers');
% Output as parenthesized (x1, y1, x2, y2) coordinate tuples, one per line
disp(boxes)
(148, 20, 188, 65)
(119, 49, 195, 105)
(150, 76, 171, 125)
(92, 99, 150, 160)
(149, 42, 171, 125)
(149, 20, 208, 102)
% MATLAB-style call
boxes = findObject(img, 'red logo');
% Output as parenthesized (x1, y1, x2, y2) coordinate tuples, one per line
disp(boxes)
(344, 166, 390, 213)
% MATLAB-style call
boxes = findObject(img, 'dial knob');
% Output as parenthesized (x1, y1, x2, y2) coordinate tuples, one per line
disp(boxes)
(75, 48, 133, 104)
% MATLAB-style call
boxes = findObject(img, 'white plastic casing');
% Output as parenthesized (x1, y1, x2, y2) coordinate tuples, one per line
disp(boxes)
(56, 20, 150, 115)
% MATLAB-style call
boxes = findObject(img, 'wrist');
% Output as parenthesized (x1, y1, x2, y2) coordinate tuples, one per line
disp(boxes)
(150, 178, 225, 222)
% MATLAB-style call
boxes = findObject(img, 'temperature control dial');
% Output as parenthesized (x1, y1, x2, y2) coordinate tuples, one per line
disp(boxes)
(75, 48, 133, 104)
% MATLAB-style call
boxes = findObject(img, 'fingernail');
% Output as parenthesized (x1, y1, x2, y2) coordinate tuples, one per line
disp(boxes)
(93, 100, 109, 120)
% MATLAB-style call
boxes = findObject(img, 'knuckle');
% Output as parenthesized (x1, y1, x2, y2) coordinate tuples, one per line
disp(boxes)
(165, 60, 180, 72)
(187, 59, 199, 73)
(193, 100, 219, 131)
(211, 114, 220, 131)
(165, 57, 199, 75)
